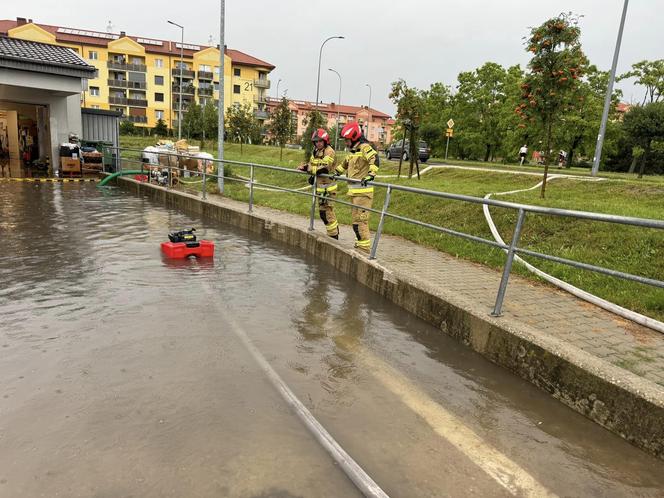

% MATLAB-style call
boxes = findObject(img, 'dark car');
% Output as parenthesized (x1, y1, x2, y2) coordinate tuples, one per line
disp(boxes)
(386, 140, 430, 162)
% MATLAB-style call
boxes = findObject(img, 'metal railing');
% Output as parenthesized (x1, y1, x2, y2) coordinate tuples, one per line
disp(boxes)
(104, 147, 664, 318)
(107, 61, 147, 72)
(254, 78, 271, 89)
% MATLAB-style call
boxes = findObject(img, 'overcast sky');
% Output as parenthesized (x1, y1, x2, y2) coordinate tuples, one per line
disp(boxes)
(8, 1, 663, 114)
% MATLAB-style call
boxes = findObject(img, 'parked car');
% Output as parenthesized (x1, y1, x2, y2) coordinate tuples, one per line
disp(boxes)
(385, 140, 430, 162)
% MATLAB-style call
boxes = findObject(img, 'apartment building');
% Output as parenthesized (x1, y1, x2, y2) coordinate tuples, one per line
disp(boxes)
(0, 17, 274, 130)
(266, 97, 394, 147)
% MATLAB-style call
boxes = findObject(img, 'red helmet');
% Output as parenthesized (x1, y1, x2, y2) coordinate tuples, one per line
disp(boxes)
(340, 122, 362, 142)
(311, 128, 329, 145)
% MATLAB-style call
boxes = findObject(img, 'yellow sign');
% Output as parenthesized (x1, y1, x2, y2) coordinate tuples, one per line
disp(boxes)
(447, 119, 455, 128)
(447, 128, 454, 133)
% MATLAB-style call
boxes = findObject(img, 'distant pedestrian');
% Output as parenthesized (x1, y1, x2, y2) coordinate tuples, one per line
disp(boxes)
(519, 144, 528, 166)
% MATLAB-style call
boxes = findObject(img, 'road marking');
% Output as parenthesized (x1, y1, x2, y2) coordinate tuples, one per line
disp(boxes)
(360, 351, 557, 498)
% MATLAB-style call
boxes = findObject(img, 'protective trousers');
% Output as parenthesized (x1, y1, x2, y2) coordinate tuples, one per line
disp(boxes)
(350, 193, 373, 251)
(318, 188, 339, 238)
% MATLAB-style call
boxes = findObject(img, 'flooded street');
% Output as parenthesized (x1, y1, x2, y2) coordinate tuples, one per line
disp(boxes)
(1, 182, 663, 497)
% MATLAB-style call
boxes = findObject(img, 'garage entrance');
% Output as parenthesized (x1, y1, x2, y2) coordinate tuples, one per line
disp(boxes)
(0, 102, 50, 178)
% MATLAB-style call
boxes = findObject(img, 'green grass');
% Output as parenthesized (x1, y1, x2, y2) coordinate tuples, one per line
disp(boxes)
(120, 136, 664, 322)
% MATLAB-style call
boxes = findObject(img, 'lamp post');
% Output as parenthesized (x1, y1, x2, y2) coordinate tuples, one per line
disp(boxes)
(591, 0, 629, 177)
(276, 78, 282, 99)
(315, 36, 344, 109)
(365, 83, 372, 137)
(167, 20, 184, 140)
(217, 0, 225, 193)
(328, 68, 342, 150)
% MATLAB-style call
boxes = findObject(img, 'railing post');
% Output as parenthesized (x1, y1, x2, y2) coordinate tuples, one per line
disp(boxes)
(201, 160, 207, 200)
(369, 185, 392, 260)
(248, 164, 255, 213)
(308, 174, 317, 231)
(491, 208, 526, 317)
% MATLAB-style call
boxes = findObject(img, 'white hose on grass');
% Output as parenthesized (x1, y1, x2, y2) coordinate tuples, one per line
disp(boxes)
(482, 176, 664, 334)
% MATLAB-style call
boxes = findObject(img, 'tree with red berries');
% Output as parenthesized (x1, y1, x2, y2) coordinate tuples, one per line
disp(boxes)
(518, 12, 588, 197)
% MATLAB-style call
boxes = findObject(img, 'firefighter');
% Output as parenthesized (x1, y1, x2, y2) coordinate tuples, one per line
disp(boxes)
(298, 128, 339, 238)
(334, 122, 378, 254)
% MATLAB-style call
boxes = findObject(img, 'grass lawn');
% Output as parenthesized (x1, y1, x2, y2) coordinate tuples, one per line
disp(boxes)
(119, 136, 664, 321)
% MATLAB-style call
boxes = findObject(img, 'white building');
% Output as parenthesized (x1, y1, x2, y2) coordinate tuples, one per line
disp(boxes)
(0, 36, 96, 177)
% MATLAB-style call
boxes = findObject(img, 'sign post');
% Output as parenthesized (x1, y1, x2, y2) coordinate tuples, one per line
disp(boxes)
(445, 119, 455, 161)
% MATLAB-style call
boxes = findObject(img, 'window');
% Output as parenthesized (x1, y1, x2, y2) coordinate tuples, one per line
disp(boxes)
(91, 105, 100, 109)
(213, 82, 219, 91)
(90, 86, 100, 96)
(88, 51, 98, 60)
(155, 58, 164, 68)
(233, 68, 241, 77)
(155, 93, 164, 102)
(154, 75, 164, 85)
(199, 64, 211, 72)
(214, 66, 220, 75)
(155, 110, 164, 120)
(233, 84, 241, 94)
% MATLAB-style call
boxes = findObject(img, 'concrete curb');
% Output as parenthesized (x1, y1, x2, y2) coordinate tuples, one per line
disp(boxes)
(116, 177, 664, 460)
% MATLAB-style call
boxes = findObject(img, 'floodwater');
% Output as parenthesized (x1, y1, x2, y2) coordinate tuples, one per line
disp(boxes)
(1, 182, 663, 498)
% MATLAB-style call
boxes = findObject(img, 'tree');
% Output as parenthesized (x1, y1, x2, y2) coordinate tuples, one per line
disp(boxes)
(518, 12, 588, 197)
(300, 109, 326, 159)
(619, 60, 664, 105)
(269, 97, 294, 160)
(182, 103, 202, 139)
(622, 102, 664, 178)
(226, 103, 257, 154)
(119, 120, 136, 136)
(153, 118, 168, 136)
(389, 79, 425, 178)
(455, 62, 511, 162)
(420, 82, 453, 155)
(200, 101, 218, 142)
(556, 66, 622, 168)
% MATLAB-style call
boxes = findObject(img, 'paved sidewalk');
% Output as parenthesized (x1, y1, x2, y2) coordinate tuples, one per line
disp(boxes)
(209, 193, 664, 390)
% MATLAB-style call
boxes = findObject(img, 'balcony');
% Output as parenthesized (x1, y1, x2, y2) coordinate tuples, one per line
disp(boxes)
(127, 115, 148, 124)
(107, 79, 147, 89)
(254, 78, 271, 89)
(254, 109, 269, 120)
(172, 84, 195, 95)
(198, 70, 213, 80)
(109, 97, 147, 107)
(253, 95, 268, 104)
(172, 68, 195, 79)
(107, 61, 147, 72)
(198, 87, 214, 97)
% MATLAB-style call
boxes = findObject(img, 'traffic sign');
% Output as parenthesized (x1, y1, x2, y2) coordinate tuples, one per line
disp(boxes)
(447, 119, 455, 128)
(446, 127, 454, 134)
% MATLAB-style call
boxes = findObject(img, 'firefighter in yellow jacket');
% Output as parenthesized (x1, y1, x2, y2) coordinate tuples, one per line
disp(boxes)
(335, 122, 379, 253)
(298, 128, 339, 238)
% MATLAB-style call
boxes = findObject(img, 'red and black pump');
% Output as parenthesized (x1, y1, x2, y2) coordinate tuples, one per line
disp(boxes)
(161, 228, 215, 259)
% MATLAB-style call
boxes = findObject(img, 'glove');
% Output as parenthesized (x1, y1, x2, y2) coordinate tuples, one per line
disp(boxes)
(360, 175, 375, 187)
(308, 175, 315, 186)
(297, 164, 308, 172)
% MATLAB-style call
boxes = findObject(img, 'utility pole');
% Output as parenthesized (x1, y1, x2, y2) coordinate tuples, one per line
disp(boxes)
(591, 0, 629, 177)
(218, 0, 225, 193)
(167, 20, 184, 140)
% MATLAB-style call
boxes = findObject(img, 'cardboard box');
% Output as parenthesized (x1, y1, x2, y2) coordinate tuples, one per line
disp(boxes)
(60, 157, 81, 173)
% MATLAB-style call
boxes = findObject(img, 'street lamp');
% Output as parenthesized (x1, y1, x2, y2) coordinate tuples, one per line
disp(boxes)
(592, 0, 629, 177)
(328, 68, 342, 150)
(315, 36, 344, 109)
(276, 78, 282, 99)
(365, 83, 372, 137)
(167, 20, 184, 140)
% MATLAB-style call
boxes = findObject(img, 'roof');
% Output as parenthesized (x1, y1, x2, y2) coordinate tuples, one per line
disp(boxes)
(266, 97, 392, 119)
(0, 19, 274, 69)
(0, 35, 96, 76)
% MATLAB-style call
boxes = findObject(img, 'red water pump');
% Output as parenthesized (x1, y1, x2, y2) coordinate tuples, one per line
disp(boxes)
(161, 228, 214, 259)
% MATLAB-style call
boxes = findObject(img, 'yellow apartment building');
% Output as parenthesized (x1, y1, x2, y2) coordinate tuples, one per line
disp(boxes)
(0, 17, 274, 130)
